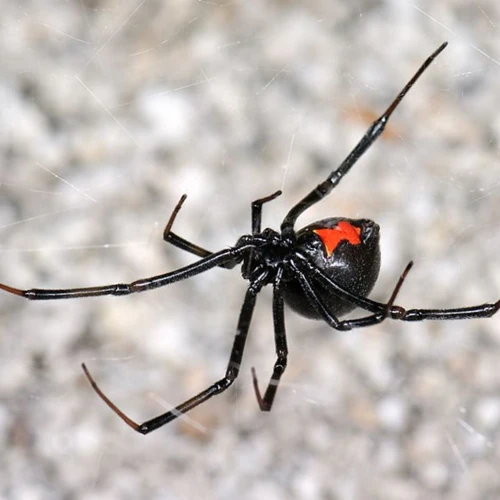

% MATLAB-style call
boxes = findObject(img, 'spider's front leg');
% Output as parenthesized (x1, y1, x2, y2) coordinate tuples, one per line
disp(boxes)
(162, 194, 216, 261)
(0, 245, 250, 300)
(163, 190, 282, 269)
(83, 285, 260, 434)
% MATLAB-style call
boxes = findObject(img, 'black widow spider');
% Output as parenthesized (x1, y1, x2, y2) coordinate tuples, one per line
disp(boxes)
(2, 42, 499, 435)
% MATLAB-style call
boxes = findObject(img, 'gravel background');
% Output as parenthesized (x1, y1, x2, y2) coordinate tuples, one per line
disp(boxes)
(2, 1, 500, 499)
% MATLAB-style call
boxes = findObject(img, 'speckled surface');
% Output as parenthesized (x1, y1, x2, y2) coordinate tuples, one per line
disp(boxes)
(2, 1, 500, 499)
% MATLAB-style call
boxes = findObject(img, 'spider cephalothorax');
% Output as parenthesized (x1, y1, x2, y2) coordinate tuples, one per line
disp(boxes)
(3, 41, 499, 435)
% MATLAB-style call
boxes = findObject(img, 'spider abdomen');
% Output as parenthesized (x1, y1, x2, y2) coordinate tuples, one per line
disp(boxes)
(283, 218, 381, 319)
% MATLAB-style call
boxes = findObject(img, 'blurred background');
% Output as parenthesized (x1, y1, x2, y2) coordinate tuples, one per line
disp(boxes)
(1, 1, 500, 499)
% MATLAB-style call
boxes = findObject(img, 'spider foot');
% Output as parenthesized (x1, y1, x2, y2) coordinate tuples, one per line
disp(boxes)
(0, 282, 25, 297)
(163, 193, 187, 239)
(251, 367, 268, 411)
(81, 363, 142, 433)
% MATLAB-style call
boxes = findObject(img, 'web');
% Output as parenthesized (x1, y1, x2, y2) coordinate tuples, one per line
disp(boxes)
(1, 1, 500, 499)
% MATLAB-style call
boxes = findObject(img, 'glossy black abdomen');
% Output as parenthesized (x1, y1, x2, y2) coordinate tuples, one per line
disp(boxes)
(283, 218, 381, 319)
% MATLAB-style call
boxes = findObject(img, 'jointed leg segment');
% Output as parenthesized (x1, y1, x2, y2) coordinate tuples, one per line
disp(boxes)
(251, 268, 288, 412)
(83, 286, 259, 434)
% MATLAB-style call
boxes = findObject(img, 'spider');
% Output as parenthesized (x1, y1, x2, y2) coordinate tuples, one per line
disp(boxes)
(2, 41, 499, 435)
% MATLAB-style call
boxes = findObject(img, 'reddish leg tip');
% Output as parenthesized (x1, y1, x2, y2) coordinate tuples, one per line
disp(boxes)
(0, 282, 24, 297)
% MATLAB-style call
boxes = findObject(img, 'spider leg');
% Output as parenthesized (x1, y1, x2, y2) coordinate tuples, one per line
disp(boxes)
(290, 260, 412, 331)
(82, 285, 259, 434)
(162, 194, 241, 272)
(295, 254, 387, 314)
(0, 244, 252, 300)
(163, 194, 215, 259)
(165, 231, 214, 259)
(243, 190, 283, 278)
(163, 191, 282, 271)
(281, 42, 447, 233)
(251, 190, 282, 234)
(389, 300, 500, 322)
(251, 268, 288, 411)
(163, 192, 284, 271)
(380, 261, 500, 322)
(298, 256, 500, 324)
